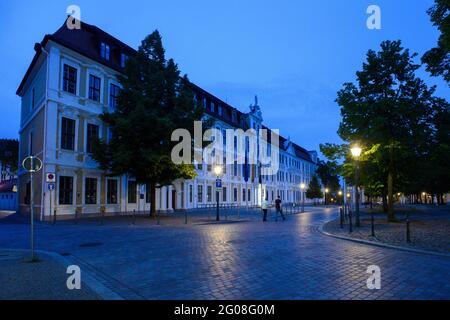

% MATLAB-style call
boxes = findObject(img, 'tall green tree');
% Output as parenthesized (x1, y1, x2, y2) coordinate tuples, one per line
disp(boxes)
(306, 175, 323, 204)
(336, 40, 436, 221)
(92, 31, 203, 214)
(422, 0, 450, 82)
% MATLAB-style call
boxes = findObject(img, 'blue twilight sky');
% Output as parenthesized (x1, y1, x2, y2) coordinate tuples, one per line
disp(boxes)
(0, 0, 448, 154)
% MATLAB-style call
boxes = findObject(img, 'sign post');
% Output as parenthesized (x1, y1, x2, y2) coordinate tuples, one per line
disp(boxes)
(22, 156, 43, 262)
(215, 178, 222, 221)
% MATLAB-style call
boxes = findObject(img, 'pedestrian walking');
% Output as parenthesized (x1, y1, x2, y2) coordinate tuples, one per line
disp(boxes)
(275, 196, 286, 221)
(261, 198, 268, 222)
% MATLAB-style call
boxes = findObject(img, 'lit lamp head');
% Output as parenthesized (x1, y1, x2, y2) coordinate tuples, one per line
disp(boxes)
(214, 165, 222, 176)
(350, 145, 362, 158)
(338, 191, 343, 196)
(325, 188, 329, 193)
(300, 183, 306, 190)
(422, 192, 426, 196)
(347, 193, 351, 198)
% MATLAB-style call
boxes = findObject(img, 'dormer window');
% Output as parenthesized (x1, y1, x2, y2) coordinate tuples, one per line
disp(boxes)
(120, 53, 128, 68)
(218, 105, 223, 116)
(210, 101, 215, 112)
(100, 42, 110, 60)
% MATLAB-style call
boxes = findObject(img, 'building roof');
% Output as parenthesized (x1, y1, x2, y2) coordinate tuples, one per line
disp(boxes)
(16, 19, 315, 163)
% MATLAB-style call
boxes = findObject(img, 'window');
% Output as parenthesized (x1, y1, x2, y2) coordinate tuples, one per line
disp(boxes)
(248, 189, 251, 202)
(31, 87, 35, 109)
(100, 42, 110, 60)
(210, 102, 215, 112)
(109, 84, 120, 110)
(222, 187, 227, 202)
(189, 185, 193, 203)
(86, 123, 99, 154)
(107, 179, 118, 204)
(120, 53, 128, 68)
(89, 75, 101, 101)
(140, 183, 149, 203)
(234, 188, 238, 202)
(63, 64, 77, 94)
(234, 160, 238, 176)
(61, 117, 75, 150)
(198, 185, 203, 203)
(128, 180, 137, 203)
(85, 178, 97, 204)
(59, 176, 73, 205)
(218, 105, 223, 116)
(207, 186, 212, 202)
(242, 188, 246, 202)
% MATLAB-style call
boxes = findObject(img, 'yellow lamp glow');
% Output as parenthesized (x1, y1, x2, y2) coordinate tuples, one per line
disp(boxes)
(214, 165, 222, 176)
(350, 146, 362, 158)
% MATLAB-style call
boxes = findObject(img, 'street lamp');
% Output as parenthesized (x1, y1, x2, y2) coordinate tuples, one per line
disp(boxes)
(350, 145, 362, 227)
(214, 165, 222, 221)
(324, 188, 329, 205)
(338, 190, 343, 205)
(300, 183, 306, 213)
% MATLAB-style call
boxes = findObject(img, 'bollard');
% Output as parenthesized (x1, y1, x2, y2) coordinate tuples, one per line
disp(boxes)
(339, 207, 344, 229)
(406, 213, 411, 243)
(53, 209, 57, 225)
(349, 209, 353, 233)
(371, 212, 375, 237)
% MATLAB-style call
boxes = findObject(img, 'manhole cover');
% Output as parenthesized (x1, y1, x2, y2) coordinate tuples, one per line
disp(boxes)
(79, 242, 103, 248)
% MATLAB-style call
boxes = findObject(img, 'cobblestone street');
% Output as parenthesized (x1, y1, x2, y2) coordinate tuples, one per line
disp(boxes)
(1, 207, 449, 300)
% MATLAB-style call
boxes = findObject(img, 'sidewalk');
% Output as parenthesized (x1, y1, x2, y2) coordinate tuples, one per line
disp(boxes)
(0, 249, 101, 300)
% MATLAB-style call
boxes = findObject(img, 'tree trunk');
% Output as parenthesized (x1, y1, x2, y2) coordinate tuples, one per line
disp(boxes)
(387, 143, 395, 222)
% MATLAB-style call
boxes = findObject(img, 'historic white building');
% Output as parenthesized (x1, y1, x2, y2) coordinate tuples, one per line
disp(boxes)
(16, 20, 318, 220)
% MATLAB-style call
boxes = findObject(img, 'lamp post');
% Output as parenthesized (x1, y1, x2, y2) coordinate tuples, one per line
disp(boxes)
(350, 145, 362, 227)
(22, 156, 42, 262)
(338, 191, 343, 206)
(324, 188, 329, 205)
(300, 183, 306, 213)
(214, 165, 222, 221)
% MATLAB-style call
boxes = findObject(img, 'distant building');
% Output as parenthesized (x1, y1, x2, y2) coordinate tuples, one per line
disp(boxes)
(16, 20, 318, 220)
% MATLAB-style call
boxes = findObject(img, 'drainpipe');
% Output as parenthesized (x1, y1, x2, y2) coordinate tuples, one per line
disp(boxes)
(39, 44, 50, 221)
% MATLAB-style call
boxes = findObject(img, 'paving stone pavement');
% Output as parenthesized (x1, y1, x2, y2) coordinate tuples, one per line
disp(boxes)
(0, 207, 449, 300)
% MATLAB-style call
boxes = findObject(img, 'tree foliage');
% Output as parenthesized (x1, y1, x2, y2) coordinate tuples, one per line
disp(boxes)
(334, 40, 448, 220)
(422, 0, 450, 82)
(306, 175, 323, 202)
(0, 139, 19, 173)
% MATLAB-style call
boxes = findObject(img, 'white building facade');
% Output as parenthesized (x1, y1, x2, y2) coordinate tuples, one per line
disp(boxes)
(17, 20, 318, 220)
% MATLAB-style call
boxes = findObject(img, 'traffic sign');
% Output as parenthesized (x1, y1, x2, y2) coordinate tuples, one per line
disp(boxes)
(216, 179, 222, 189)
(48, 183, 55, 191)
(46, 173, 56, 183)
